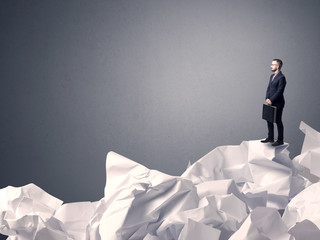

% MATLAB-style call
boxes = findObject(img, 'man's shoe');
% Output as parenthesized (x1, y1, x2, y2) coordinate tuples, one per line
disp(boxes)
(272, 140, 284, 147)
(261, 138, 274, 143)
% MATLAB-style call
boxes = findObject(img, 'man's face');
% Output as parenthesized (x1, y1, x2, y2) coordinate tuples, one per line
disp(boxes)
(270, 61, 279, 72)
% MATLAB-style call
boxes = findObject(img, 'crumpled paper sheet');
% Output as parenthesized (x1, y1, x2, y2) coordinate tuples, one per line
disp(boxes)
(178, 218, 221, 240)
(0, 185, 103, 240)
(0, 184, 65, 239)
(293, 121, 320, 178)
(282, 182, 320, 229)
(1, 121, 319, 239)
(230, 206, 320, 240)
(182, 140, 307, 209)
(288, 219, 320, 240)
(229, 207, 291, 240)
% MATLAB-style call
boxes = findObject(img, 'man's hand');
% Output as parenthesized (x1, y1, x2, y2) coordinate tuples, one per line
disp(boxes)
(266, 99, 272, 105)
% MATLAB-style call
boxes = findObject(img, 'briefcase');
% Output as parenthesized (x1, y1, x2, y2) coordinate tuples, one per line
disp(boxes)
(262, 104, 277, 123)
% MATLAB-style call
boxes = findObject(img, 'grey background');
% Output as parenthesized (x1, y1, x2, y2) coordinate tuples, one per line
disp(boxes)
(1, 0, 320, 204)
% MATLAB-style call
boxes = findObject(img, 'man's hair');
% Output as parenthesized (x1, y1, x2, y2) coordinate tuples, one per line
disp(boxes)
(273, 59, 283, 70)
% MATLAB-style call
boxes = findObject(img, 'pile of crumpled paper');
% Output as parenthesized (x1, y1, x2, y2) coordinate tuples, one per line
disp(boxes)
(1, 121, 320, 240)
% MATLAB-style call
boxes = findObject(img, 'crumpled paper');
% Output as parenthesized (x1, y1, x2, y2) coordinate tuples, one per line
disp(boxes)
(182, 140, 307, 209)
(288, 219, 320, 240)
(1, 121, 319, 239)
(293, 121, 320, 179)
(282, 182, 320, 229)
(178, 218, 221, 240)
(229, 207, 291, 240)
(99, 151, 199, 240)
(0, 184, 65, 239)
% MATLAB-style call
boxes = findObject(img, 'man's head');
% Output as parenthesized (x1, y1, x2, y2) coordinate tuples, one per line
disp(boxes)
(271, 59, 283, 72)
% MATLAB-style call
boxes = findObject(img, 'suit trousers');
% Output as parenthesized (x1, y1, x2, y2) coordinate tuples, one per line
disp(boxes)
(267, 106, 284, 141)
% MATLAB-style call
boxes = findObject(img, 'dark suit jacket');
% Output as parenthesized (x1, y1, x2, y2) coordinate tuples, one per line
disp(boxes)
(265, 71, 286, 108)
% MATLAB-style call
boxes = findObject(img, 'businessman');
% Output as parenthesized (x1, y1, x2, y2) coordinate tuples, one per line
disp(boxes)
(261, 59, 286, 146)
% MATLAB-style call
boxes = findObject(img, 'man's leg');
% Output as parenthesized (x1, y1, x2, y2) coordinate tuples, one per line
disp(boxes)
(267, 121, 274, 140)
(276, 107, 284, 141)
(261, 121, 274, 143)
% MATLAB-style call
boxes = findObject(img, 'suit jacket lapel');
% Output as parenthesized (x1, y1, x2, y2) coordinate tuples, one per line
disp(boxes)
(273, 71, 282, 82)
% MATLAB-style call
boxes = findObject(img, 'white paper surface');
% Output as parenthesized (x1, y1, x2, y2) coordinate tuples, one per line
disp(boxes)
(178, 218, 221, 240)
(229, 207, 291, 240)
(182, 140, 305, 209)
(288, 219, 320, 240)
(293, 121, 320, 179)
(282, 182, 320, 229)
(1, 121, 319, 239)
(0, 184, 65, 239)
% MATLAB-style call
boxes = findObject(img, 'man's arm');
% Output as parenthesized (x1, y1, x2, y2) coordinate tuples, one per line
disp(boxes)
(265, 77, 272, 105)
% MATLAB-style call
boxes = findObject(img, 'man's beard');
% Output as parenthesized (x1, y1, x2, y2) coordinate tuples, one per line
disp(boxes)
(271, 68, 277, 72)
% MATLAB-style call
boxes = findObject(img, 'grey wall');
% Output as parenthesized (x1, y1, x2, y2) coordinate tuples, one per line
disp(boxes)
(1, 0, 320, 203)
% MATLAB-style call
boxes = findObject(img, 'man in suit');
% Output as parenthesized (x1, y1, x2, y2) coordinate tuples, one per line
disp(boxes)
(261, 59, 287, 146)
